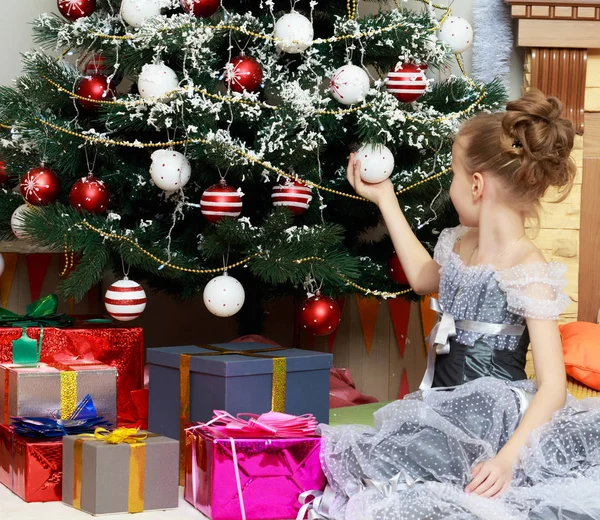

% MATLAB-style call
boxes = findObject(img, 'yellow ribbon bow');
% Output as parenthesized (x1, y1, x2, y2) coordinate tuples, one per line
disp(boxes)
(91, 427, 148, 444)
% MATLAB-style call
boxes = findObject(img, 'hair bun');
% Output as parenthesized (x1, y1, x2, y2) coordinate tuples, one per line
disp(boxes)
(501, 89, 575, 195)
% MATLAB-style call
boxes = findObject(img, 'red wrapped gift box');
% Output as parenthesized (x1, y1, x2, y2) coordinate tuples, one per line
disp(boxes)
(0, 323, 144, 424)
(0, 424, 62, 502)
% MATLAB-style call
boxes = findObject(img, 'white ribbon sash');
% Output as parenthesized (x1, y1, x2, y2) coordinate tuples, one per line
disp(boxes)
(419, 298, 526, 390)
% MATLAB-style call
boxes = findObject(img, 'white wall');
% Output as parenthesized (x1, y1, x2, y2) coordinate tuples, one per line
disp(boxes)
(1, 1, 522, 97)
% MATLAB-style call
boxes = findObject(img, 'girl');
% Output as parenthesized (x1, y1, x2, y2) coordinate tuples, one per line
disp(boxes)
(315, 91, 600, 519)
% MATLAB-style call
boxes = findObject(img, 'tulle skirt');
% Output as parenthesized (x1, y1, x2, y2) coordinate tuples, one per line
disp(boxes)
(319, 377, 600, 520)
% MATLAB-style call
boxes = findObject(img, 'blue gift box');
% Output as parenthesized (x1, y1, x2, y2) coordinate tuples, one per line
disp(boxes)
(147, 343, 332, 440)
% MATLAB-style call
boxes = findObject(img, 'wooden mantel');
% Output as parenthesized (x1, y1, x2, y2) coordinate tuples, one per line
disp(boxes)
(507, 0, 600, 323)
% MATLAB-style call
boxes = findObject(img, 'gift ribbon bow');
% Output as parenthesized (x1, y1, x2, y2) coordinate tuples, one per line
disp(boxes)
(187, 411, 320, 520)
(419, 298, 526, 390)
(296, 487, 335, 520)
(73, 428, 156, 513)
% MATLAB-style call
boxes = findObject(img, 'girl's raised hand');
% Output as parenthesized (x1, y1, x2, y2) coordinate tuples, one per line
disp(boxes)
(346, 153, 395, 207)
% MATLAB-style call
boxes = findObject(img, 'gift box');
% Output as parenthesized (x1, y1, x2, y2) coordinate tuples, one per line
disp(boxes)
(0, 362, 117, 427)
(148, 343, 333, 442)
(0, 424, 63, 502)
(62, 429, 179, 515)
(184, 413, 325, 520)
(0, 324, 144, 423)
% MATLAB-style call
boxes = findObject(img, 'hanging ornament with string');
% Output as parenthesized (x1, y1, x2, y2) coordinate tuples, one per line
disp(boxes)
(70, 174, 110, 214)
(274, 12, 314, 54)
(386, 63, 428, 103)
(76, 75, 115, 112)
(200, 180, 243, 223)
(57, 0, 96, 21)
(271, 179, 312, 216)
(355, 143, 395, 184)
(180, 0, 219, 17)
(203, 272, 245, 317)
(20, 165, 60, 205)
(436, 16, 474, 54)
(150, 150, 192, 192)
(223, 56, 263, 93)
(137, 63, 179, 100)
(104, 277, 147, 322)
(330, 64, 371, 106)
(300, 291, 342, 336)
(10, 204, 32, 239)
(120, 0, 162, 27)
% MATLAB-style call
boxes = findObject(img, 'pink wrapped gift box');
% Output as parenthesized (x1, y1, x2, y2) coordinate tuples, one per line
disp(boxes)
(184, 412, 325, 520)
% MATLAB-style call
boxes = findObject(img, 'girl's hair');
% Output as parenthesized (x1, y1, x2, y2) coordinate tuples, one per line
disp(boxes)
(458, 89, 576, 219)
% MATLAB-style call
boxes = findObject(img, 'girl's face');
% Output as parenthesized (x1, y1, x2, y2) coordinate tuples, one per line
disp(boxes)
(449, 136, 479, 227)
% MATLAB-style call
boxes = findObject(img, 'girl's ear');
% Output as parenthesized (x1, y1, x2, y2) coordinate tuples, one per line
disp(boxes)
(471, 172, 484, 201)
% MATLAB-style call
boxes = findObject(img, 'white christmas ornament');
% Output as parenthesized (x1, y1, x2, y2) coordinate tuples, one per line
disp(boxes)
(104, 277, 147, 321)
(0, 253, 4, 278)
(150, 150, 192, 191)
(330, 65, 370, 106)
(120, 0, 162, 28)
(356, 143, 395, 184)
(274, 12, 314, 54)
(203, 273, 245, 317)
(138, 63, 179, 100)
(437, 16, 474, 54)
(11, 204, 31, 239)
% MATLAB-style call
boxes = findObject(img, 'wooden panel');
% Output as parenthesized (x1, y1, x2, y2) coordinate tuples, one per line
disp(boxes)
(513, 4, 528, 15)
(578, 6, 597, 16)
(554, 6, 574, 17)
(579, 157, 600, 322)
(518, 19, 600, 48)
(586, 50, 600, 88)
(531, 5, 551, 15)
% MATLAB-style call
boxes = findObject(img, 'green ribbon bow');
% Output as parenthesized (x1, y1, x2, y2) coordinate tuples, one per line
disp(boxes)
(0, 294, 75, 364)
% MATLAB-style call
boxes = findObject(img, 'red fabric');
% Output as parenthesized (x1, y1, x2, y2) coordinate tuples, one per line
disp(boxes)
(329, 367, 379, 408)
(118, 389, 149, 430)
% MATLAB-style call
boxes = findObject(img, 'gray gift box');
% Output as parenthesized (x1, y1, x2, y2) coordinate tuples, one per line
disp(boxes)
(62, 433, 179, 515)
(0, 362, 117, 426)
(148, 343, 333, 440)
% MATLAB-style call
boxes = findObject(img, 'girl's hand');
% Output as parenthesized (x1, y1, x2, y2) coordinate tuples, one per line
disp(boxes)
(346, 153, 395, 207)
(465, 454, 514, 498)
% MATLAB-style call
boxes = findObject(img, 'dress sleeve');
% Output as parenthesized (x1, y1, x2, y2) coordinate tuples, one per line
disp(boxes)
(433, 226, 465, 267)
(495, 262, 571, 320)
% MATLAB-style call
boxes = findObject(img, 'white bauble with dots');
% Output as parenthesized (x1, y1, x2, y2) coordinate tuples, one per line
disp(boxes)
(436, 16, 473, 54)
(120, 0, 162, 28)
(274, 12, 314, 54)
(11, 204, 32, 239)
(0, 253, 4, 278)
(150, 150, 191, 191)
(356, 143, 395, 184)
(138, 63, 179, 100)
(203, 273, 245, 317)
(330, 65, 370, 106)
(104, 277, 147, 322)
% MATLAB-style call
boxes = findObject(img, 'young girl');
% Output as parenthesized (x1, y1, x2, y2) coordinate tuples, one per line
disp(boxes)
(315, 91, 600, 519)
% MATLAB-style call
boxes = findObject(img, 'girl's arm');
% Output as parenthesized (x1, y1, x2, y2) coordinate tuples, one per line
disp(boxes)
(347, 153, 441, 295)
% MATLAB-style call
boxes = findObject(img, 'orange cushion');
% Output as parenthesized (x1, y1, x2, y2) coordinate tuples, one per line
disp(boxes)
(560, 322, 600, 391)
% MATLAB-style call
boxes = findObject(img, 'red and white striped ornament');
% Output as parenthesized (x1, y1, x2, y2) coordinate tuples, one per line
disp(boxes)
(271, 180, 312, 216)
(386, 63, 428, 103)
(104, 277, 147, 322)
(200, 180, 243, 223)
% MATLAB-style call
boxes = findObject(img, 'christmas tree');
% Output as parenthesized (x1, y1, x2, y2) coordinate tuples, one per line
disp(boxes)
(0, 0, 504, 329)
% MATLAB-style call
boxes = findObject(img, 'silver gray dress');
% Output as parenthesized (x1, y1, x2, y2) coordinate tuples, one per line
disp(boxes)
(316, 226, 600, 520)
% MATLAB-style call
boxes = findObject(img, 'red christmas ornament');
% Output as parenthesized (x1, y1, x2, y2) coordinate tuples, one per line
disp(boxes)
(20, 165, 60, 206)
(200, 180, 243, 223)
(300, 292, 342, 336)
(181, 0, 219, 17)
(271, 180, 313, 216)
(0, 161, 9, 187)
(70, 174, 110, 214)
(57, 0, 96, 21)
(224, 56, 263, 93)
(76, 75, 115, 112)
(386, 63, 428, 103)
(388, 252, 408, 285)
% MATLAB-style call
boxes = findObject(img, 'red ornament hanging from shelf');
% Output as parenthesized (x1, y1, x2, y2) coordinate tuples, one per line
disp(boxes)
(200, 180, 243, 223)
(300, 292, 342, 336)
(271, 180, 313, 216)
(20, 165, 60, 206)
(76, 75, 115, 112)
(70, 174, 110, 214)
(181, 0, 219, 17)
(223, 55, 263, 93)
(386, 63, 428, 103)
(388, 252, 408, 285)
(57, 0, 96, 21)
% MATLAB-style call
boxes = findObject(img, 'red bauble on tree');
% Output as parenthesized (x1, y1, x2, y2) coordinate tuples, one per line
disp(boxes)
(200, 180, 243, 223)
(76, 75, 115, 112)
(70, 174, 110, 214)
(0, 161, 10, 187)
(20, 165, 60, 205)
(224, 56, 263, 93)
(386, 63, 428, 103)
(181, 0, 219, 17)
(300, 292, 342, 336)
(271, 180, 313, 216)
(57, 0, 96, 21)
(388, 251, 408, 285)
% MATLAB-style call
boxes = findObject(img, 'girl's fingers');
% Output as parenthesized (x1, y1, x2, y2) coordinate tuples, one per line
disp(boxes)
(470, 474, 496, 496)
(354, 160, 363, 189)
(490, 482, 510, 499)
(346, 153, 356, 187)
(481, 480, 503, 498)
(465, 467, 491, 493)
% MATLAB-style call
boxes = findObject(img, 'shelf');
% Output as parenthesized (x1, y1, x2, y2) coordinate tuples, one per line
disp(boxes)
(0, 240, 59, 254)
